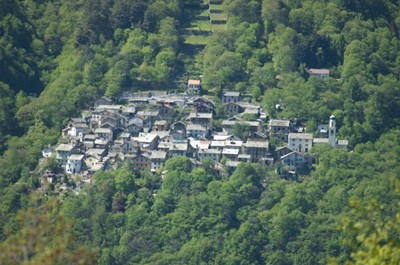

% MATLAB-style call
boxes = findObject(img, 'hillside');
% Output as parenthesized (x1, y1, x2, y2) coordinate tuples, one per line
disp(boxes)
(0, 0, 400, 264)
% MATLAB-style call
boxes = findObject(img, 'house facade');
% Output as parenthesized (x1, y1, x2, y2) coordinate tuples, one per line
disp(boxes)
(66, 154, 84, 174)
(187, 79, 202, 93)
(288, 133, 313, 153)
(222, 91, 240, 103)
(269, 119, 291, 142)
(55, 144, 74, 165)
(131, 154, 152, 171)
(280, 151, 307, 171)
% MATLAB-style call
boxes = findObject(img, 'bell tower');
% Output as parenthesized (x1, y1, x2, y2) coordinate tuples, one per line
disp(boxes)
(329, 114, 336, 147)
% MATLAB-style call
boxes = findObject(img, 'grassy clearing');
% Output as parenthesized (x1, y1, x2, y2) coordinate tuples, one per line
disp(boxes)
(184, 35, 209, 45)
(188, 20, 212, 30)
(209, 4, 224, 11)
(211, 23, 227, 31)
(199, 9, 209, 17)
(210, 13, 227, 21)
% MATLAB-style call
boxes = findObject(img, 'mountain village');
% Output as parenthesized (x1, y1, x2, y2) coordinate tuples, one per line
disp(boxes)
(42, 72, 348, 186)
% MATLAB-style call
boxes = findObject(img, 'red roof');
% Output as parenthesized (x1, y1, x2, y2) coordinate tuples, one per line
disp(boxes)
(188, 79, 201, 85)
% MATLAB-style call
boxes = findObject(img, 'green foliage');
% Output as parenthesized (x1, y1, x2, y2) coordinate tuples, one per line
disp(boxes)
(233, 121, 251, 140)
(0, 1, 400, 264)
(0, 196, 98, 264)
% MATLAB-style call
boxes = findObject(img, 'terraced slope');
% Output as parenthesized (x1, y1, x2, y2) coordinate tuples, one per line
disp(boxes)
(179, 0, 228, 81)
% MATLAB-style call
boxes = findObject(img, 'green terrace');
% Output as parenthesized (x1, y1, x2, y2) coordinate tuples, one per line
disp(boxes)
(183, 35, 209, 45)
(209, 3, 224, 11)
(211, 23, 227, 31)
(210, 12, 227, 21)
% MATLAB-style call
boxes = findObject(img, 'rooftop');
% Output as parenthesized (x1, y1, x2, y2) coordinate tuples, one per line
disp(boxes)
(189, 112, 213, 119)
(68, 154, 85, 160)
(288, 133, 313, 140)
(308, 68, 330, 75)
(213, 134, 232, 141)
(96, 105, 123, 111)
(55, 144, 73, 152)
(150, 150, 167, 160)
(188, 79, 201, 85)
(224, 140, 243, 147)
(137, 110, 159, 117)
(95, 128, 112, 134)
(223, 91, 240, 97)
(190, 140, 211, 149)
(269, 119, 290, 127)
(281, 151, 305, 159)
(134, 133, 159, 143)
(198, 149, 221, 154)
(170, 143, 188, 151)
(222, 148, 240, 155)
(86, 148, 106, 157)
(313, 138, 329, 144)
(244, 141, 269, 148)
(187, 123, 207, 131)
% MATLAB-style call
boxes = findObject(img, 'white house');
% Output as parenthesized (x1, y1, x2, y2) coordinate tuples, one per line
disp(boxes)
(66, 154, 84, 174)
(187, 79, 202, 93)
(288, 133, 313, 153)
(42, 146, 53, 158)
(55, 144, 74, 165)
(68, 123, 88, 138)
(133, 133, 160, 150)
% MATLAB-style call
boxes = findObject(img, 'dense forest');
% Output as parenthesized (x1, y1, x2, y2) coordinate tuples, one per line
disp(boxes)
(0, 0, 400, 264)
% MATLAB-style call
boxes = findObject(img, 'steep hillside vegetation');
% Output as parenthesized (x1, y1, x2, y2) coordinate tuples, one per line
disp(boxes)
(0, 0, 400, 264)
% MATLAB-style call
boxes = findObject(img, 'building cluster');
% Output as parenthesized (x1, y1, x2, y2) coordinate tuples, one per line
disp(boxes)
(45, 89, 348, 178)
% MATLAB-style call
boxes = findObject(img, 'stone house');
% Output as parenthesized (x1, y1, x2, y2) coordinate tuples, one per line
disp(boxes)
(243, 141, 270, 163)
(222, 91, 240, 103)
(269, 119, 291, 142)
(188, 112, 213, 128)
(197, 149, 221, 162)
(150, 151, 167, 172)
(95, 128, 113, 141)
(288, 133, 313, 153)
(186, 123, 209, 139)
(131, 154, 152, 171)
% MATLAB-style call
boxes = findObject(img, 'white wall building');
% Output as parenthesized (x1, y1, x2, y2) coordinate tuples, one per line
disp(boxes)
(66, 154, 84, 174)
(288, 133, 313, 153)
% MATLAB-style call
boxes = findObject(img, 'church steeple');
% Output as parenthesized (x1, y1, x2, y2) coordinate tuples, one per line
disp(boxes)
(329, 115, 336, 147)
